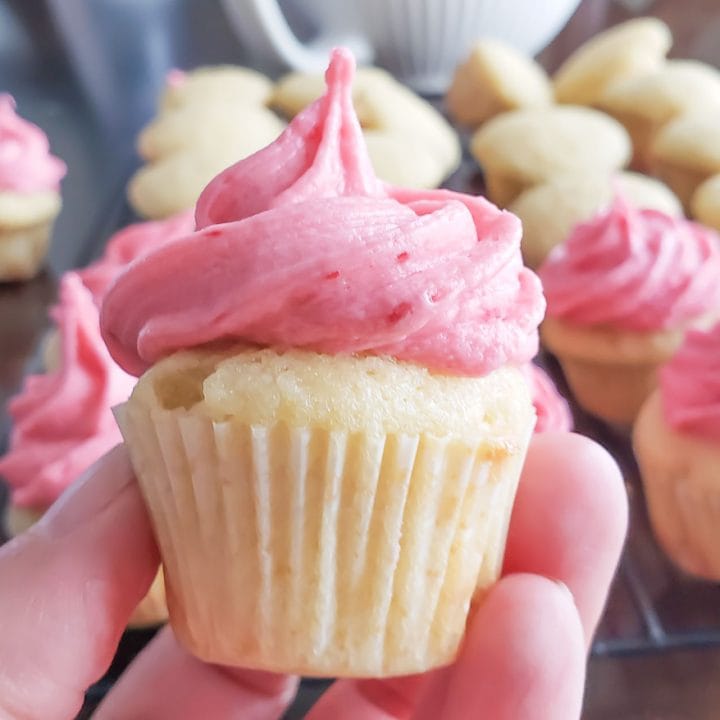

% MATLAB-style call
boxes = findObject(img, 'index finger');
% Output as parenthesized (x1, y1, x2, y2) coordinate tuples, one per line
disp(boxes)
(0, 445, 159, 720)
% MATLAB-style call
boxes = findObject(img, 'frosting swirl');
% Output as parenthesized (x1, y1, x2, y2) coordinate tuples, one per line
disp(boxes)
(527, 364, 573, 433)
(101, 49, 543, 378)
(539, 196, 720, 331)
(79, 210, 195, 302)
(0, 94, 66, 193)
(0, 273, 135, 508)
(660, 321, 720, 443)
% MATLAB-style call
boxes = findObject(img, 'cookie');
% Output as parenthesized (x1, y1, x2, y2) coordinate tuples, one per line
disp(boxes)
(271, 67, 461, 189)
(691, 173, 720, 231)
(597, 60, 720, 169)
(553, 17, 671, 106)
(470, 105, 631, 207)
(510, 172, 682, 269)
(128, 66, 284, 219)
(446, 39, 553, 126)
(649, 112, 720, 208)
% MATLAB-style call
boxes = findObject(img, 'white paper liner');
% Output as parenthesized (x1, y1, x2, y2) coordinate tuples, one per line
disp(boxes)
(118, 402, 533, 676)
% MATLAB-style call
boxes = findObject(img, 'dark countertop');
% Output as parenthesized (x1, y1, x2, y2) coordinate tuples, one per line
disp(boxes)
(1, 1, 720, 717)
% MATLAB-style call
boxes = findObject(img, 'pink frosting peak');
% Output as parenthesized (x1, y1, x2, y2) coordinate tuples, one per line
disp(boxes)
(660, 322, 720, 443)
(0, 273, 135, 509)
(539, 196, 720, 331)
(101, 48, 544, 377)
(0, 94, 66, 193)
(526, 364, 573, 433)
(78, 210, 195, 302)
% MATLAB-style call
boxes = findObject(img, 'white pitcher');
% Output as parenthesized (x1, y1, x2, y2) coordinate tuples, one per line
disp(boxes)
(220, 0, 582, 93)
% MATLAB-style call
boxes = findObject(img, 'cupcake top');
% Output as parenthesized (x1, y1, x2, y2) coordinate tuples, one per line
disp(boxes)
(0, 273, 135, 508)
(539, 195, 720, 331)
(0, 94, 66, 194)
(79, 210, 195, 302)
(101, 49, 544, 378)
(660, 321, 720, 443)
(527, 364, 573, 433)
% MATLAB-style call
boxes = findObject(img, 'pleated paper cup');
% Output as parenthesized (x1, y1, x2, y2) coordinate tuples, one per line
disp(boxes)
(117, 346, 535, 677)
(634, 392, 720, 581)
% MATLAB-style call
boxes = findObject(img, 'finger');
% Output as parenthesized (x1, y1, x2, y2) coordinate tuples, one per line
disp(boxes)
(96, 626, 299, 719)
(414, 574, 585, 720)
(310, 574, 585, 720)
(0, 445, 159, 720)
(503, 432, 628, 644)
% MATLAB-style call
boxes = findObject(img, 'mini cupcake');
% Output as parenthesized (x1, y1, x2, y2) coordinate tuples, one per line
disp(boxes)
(527, 364, 573, 433)
(0, 95, 66, 281)
(539, 195, 720, 426)
(634, 322, 720, 580)
(101, 49, 544, 677)
(78, 210, 195, 302)
(0, 273, 166, 626)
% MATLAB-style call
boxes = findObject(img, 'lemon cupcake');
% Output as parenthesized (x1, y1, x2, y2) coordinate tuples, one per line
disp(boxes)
(0, 95, 65, 281)
(0, 273, 166, 626)
(539, 195, 720, 426)
(634, 322, 720, 580)
(101, 49, 544, 677)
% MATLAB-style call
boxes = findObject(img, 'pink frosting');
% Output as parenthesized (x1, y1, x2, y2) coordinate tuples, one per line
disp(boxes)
(539, 196, 720, 331)
(0, 94, 66, 193)
(101, 49, 544, 378)
(79, 210, 195, 302)
(526, 364, 573, 433)
(0, 273, 135, 509)
(660, 321, 720, 443)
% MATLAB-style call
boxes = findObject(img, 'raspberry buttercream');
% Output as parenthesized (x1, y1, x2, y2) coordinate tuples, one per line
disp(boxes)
(0, 273, 135, 508)
(539, 196, 720, 331)
(0, 94, 66, 193)
(79, 210, 195, 302)
(101, 49, 544, 378)
(528, 364, 573, 433)
(660, 322, 720, 443)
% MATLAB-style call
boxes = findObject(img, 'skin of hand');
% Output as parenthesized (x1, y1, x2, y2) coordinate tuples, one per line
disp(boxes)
(0, 432, 627, 720)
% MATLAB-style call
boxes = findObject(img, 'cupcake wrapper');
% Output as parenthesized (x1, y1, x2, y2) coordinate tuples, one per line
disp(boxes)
(118, 402, 532, 677)
(0, 221, 54, 282)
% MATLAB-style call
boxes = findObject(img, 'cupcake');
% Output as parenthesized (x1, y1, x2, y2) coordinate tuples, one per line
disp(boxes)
(78, 210, 195, 301)
(539, 195, 720, 426)
(0, 95, 66, 281)
(527, 364, 573, 433)
(0, 273, 166, 626)
(101, 49, 544, 677)
(634, 322, 720, 580)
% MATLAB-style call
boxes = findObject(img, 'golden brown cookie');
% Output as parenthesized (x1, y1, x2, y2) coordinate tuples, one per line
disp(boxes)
(597, 60, 720, 169)
(470, 106, 631, 207)
(445, 39, 553, 126)
(128, 66, 284, 219)
(553, 17, 671, 106)
(691, 173, 720, 231)
(271, 67, 461, 189)
(649, 113, 720, 208)
(510, 172, 682, 269)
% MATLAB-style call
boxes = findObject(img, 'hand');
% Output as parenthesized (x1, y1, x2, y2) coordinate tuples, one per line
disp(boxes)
(0, 433, 627, 720)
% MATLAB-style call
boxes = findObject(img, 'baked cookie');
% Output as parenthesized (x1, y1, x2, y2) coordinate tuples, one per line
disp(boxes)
(470, 105, 631, 207)
(597, 60, 720, 169)
(271, 67, 461, 189)
(649, 113, 720, 208)
(128, 66, 285, 219)
(553, 17, 671, 106)
(511, 171, 682, 269)
(691, 173, 720, 231)
(446, 39, 553, 126)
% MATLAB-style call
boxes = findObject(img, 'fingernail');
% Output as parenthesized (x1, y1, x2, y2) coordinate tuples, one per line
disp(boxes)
(39, 444, 137, 536)
(550, 578, 576, 605)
